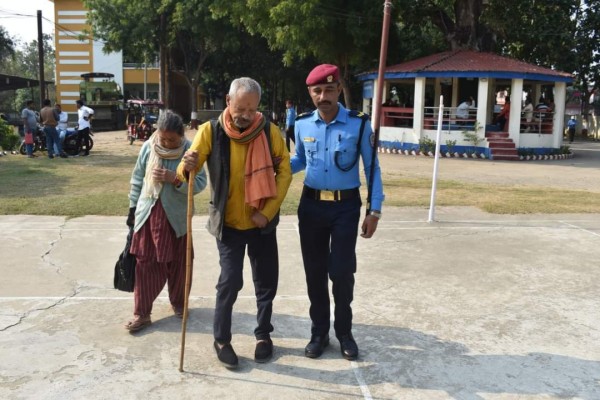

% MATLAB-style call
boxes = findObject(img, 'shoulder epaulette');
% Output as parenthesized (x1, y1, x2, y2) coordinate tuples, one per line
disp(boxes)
(349, 110, 370, 120)
(295, 111, 313, 121)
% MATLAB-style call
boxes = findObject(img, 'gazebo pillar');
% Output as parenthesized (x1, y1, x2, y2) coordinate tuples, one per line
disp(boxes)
(508, 78, 524, 147)
(476, 78, 490, 134)
(413, 77, 426, 133)
(553, 82, 566, 148)
(452, 78, 459, 107)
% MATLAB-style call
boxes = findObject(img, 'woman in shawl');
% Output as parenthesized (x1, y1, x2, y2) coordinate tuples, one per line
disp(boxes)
(125, 110, 207, 332)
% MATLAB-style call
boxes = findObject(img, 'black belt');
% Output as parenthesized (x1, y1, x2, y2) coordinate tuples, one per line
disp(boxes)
(302, 186, 359, 202)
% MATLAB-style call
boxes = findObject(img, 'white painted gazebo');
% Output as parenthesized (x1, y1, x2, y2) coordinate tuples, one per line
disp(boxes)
(358, 51, 574, 160)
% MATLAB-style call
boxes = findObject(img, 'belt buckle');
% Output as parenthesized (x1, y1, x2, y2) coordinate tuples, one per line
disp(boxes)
(319, 190, 335, 201)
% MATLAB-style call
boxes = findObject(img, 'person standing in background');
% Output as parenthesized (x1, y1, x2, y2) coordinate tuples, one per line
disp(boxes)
(285, 99, 296, 151)
(40, 99, 67, 159)
(76, 100, 94, 156)
(21, 100, 38, 158)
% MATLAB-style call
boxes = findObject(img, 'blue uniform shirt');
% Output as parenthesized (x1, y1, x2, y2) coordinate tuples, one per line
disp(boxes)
(291, 103, 385, 211)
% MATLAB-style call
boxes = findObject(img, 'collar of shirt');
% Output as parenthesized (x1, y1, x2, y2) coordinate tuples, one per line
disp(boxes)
(309, 102, 348, 126)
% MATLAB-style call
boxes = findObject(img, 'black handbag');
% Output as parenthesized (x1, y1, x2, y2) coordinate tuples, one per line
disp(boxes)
(114, 226, 136, 292)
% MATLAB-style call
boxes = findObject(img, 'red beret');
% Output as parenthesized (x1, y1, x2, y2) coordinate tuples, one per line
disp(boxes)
(306, 64, 340, 86)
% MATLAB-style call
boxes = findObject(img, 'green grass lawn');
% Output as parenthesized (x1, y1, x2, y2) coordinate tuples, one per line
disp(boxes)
(1, 143, 600, 216)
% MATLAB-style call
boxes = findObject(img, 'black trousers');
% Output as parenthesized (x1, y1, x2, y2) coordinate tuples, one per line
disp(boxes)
(77, 127, 91, 154)
(285, 125, 295, 151)
(298, 195, 361, 338)
(214, 226, 279, 343)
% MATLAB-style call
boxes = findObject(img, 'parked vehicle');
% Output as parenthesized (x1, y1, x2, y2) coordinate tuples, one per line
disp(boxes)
(79, 72, 125, 131)
(19, 127, 94, 156)
(126, 99, 164, 144)
(62, 128, 94, 156)
(18, 126, 46, 155)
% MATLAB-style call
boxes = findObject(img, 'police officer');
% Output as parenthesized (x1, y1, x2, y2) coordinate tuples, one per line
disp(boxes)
(291, 64, 384, 361)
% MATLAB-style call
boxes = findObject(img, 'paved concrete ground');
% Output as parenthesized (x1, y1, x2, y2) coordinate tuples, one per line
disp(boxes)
(1, 206, 600, 400)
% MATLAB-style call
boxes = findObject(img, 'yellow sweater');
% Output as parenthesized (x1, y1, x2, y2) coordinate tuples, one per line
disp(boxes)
(177, 120, 292, 230)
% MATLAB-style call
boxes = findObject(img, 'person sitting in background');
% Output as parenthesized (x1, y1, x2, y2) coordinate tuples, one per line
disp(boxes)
(54, 103, 69, 155)
(522, 97, 534, 132)
(456, 96, 475, 122)
(535, 97, 549, 120)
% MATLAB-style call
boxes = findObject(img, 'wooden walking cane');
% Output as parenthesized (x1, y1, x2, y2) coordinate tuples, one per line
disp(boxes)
(179, 171, 195, 372)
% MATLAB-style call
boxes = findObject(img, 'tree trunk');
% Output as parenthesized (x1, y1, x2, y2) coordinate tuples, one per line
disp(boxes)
(451, 0, 482, 50)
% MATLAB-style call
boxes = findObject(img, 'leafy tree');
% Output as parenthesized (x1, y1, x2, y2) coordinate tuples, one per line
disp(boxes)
(0, 26, 15, 65)
(211, 0, 401, 108)
(398, 0, 496, 51)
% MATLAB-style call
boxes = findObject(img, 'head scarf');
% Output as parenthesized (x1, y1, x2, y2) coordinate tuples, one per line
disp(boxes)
(143, 132, 186, 199)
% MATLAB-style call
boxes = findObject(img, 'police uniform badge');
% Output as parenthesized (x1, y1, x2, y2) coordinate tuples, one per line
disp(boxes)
(327, 75, 333, 83)
(370, 133, 376, 148)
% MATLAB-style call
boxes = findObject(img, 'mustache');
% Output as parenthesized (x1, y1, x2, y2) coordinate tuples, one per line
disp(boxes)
(317, 101, 332, 106)
(233, 117, 252, 129)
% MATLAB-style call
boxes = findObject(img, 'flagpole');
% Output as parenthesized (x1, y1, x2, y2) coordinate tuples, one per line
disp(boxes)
(367, 0, 392, 215)
(428, 96, 444, 223)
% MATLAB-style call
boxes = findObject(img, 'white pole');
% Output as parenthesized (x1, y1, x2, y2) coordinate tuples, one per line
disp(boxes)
(428, 95, 444, 223)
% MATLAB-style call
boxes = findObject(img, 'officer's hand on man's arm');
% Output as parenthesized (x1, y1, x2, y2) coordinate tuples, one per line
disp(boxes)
(360, 215, 379, 238)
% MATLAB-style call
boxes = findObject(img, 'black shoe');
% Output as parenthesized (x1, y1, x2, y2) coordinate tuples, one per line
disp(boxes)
(59, 153, 68, 158)
(339, 333, 359, 361)
(48, 155, 54, 159)
(305, 334, 329, 358)
(213, 341, 238, 369)
(254, 339, 273, 363)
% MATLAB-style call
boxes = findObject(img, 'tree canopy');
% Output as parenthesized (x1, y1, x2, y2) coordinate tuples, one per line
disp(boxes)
(79, 1, 600, 111)
(0, 26, 15, 65)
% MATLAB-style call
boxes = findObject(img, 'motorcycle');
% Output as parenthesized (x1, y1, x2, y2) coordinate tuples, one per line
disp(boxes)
(62, 128, 94, 156)
(19, 126, 94, 156)
(18, 126, 46, 155)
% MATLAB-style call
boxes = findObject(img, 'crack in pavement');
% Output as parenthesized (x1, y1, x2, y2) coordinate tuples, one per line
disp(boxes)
(0, 286, 82, 332)
(41, 219, 68, 274)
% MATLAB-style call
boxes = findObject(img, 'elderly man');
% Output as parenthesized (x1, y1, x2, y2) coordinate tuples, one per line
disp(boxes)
(291, 64, 384, 361)
(178, 77, 292, 369)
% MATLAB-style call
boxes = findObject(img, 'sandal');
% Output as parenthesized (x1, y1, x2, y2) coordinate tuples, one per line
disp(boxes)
(125, 315, 152, 332)
(172, 305, 184, 318)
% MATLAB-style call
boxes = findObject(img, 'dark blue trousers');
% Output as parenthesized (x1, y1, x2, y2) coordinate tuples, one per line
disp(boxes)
(298, 195, 361, 338)
(214, 227, 279, 343)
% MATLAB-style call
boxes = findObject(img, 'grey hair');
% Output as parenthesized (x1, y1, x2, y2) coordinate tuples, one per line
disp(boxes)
(228, 77, 262, 101)
(157, 109, 185, 136)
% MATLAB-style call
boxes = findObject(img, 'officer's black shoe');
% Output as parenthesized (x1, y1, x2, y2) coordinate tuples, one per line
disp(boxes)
(339, 333, 359, 361)
(214, 341, 239, 369)
(305, 334, 329, 358)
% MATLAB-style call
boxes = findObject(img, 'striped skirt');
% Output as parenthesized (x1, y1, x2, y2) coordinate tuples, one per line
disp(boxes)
(130, 200, 192, 317)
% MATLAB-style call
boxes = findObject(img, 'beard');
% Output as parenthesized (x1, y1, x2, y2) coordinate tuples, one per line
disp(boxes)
(233, 116, 252, 129)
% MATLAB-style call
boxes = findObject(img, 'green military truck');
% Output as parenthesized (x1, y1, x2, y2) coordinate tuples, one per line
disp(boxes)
(79, 72, 124, 131)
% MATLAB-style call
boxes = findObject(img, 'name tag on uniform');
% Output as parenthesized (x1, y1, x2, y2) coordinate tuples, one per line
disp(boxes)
(304, 137, 316, 142)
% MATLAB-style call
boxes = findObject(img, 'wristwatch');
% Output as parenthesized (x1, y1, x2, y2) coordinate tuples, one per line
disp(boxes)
(369, 210, 382, 219)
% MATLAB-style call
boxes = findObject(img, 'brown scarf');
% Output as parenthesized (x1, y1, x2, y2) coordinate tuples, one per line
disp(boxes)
(219, 108, 276, 210)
